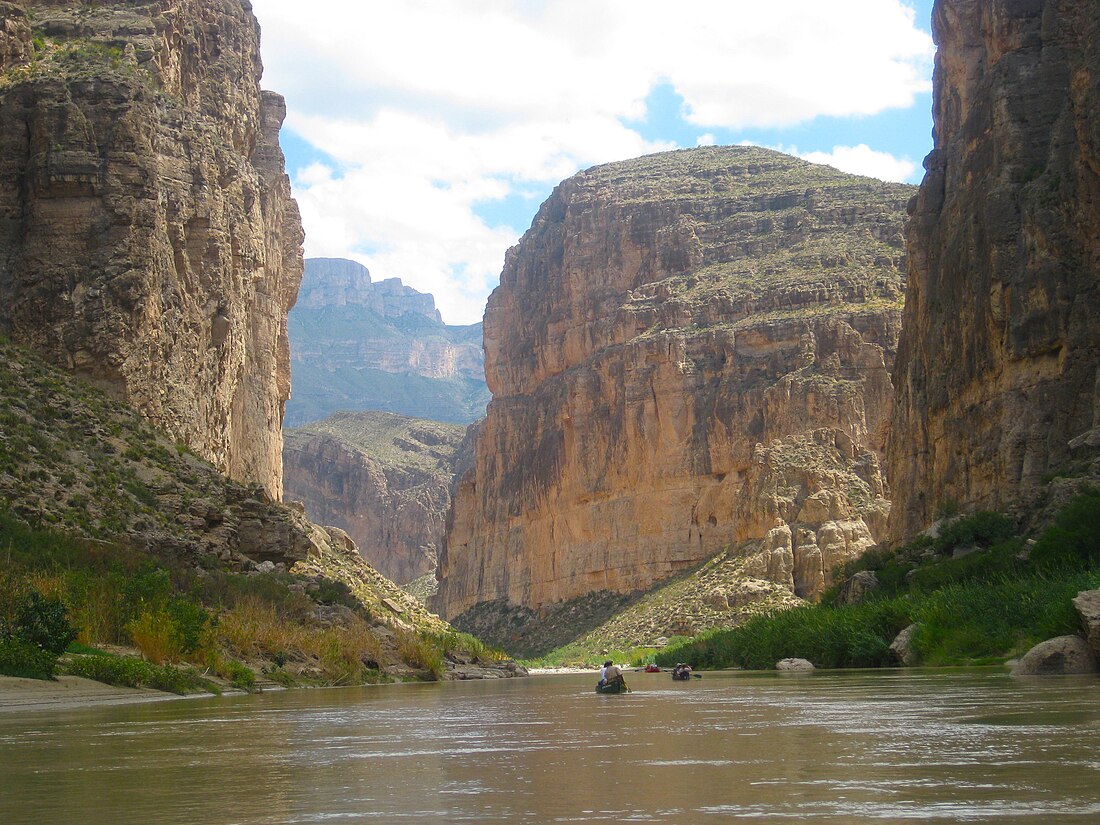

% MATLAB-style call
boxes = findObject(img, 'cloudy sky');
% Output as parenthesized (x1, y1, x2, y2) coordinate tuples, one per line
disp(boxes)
(251, 1, 936, 325)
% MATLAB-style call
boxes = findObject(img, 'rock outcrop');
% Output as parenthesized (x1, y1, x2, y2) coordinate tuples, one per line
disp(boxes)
(1074, 589, 1100, 659)
(287, 258, 489, 426)
(283, 411, 469, 586)
(437, 146, 914, 620)
(1010, 635, 1098, 676)
(889, 0, 1100, 537)
(0, 0, 303, 499)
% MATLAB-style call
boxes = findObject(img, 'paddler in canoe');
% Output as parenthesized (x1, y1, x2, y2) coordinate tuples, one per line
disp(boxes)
(595, 660, 628, 693)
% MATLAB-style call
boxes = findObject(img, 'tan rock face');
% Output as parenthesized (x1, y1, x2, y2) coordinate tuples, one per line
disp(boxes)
(437, 146, 914, 619)
(283, 412, 469, 585)
(889, 0, 1100, 537)
(0, 0, 303, 499)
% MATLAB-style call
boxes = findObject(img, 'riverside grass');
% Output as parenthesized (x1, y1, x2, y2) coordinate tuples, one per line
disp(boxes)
(0, 509, 466, 687)
(657, 491, 1100, 671)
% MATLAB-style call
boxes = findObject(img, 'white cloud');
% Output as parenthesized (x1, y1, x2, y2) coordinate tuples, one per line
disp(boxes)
(798, 144, 920, 183)
(696, 133, 717, 147)
(250, 0, 933, 323)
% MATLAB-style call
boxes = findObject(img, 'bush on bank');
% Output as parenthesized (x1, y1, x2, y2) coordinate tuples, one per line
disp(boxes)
(0, 509, 468, 687)
(657, 490, 1100, 671)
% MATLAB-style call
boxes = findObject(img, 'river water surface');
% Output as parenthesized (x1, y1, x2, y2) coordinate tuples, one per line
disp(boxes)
(2, 669, 1099, 823)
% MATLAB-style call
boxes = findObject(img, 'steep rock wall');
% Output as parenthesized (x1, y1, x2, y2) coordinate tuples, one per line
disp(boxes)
(0, 0, 303, 498)
(889, 0, 1100, 537)
(437, 146, 914, 619)
(283, 412, 469, 585)
(287, 258, 488, 426)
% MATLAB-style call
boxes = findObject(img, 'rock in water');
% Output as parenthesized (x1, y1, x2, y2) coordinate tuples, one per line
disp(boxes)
(889, 624, 920, 667)
(1073, 590, 1100, 659)
(0, 0, 303, 499)
(436, 146, 914, 621)
(776, 658, 815, 672)
(1010, 636, 1098, 676)
(889, 0, 1100, 537)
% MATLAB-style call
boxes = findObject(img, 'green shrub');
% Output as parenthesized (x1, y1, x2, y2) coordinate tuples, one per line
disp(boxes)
(7, 590, 77, 655)
(912, 571, 1099, 665)
(65, 654, 217, 695)
(1030, 488, 1100, 568)
(0, 638, 60, 680)
(218, 659, 256, 692)
(657, 598, 912, 671)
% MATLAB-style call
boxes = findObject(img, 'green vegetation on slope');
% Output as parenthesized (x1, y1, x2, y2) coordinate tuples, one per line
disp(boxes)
(0, 510, 503, 688)
(286, 410, 467, 476)
(656, 491, 1100, 670)
(0, 336, 503, 688)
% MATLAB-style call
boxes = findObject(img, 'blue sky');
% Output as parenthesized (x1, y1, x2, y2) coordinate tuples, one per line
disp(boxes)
(252, 0, 937, 325)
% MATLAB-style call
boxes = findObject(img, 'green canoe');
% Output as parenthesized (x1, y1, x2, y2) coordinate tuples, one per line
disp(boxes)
(595, 680, 629, 694)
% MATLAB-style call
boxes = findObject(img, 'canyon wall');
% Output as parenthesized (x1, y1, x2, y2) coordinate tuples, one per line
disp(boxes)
(0, 0, 302, 498)
(283, 411, 469, 585)
(287, 258, 489, 426)
(436, 146, 914, 620)
(889, 0, 1100, 537)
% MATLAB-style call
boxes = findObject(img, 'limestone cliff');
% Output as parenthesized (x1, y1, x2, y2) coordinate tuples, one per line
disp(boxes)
(437, 146, 914, 620)
(288, 258, 489, 426)
(0, 0, 302, 498)
(283, 411, 469, 586)
(889, 0, 1100, 537)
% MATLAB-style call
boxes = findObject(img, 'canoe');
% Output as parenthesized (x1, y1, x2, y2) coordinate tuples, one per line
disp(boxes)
(595, 680, 629, 694)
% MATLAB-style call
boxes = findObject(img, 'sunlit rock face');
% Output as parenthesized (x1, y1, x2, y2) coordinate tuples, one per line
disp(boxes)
(889, 0, 1100, 538)
(0, 0, 303, 498)
(436, 146, 915, 620)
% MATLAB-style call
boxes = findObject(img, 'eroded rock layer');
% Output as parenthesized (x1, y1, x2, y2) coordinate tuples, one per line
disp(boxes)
(283, 411, 469, 585)
(437, 146, 914, 619)
(889, 0, 1100, 537)
(0, 0, 303, 498)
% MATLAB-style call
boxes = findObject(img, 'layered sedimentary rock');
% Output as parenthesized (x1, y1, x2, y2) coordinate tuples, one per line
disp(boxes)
(283, 411, 469, 585)
(437, 146, 914, 619)
(889, 0, 1100, 538)
(287, 258, 489, 425)
(0, 0, 303, 498)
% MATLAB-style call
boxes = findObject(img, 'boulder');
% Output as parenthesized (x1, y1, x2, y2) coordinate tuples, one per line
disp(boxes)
(834, 570, 880, 606)
(776, 658, 815, 672)
(1073, 590, 1100, 659)
(889, 623, 919, 666)
(1010, 636, 1098, 676)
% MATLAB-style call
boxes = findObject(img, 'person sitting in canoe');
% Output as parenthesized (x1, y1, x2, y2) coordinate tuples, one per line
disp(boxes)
(599, 660, 626, 690)
(671, 663, 692, 680)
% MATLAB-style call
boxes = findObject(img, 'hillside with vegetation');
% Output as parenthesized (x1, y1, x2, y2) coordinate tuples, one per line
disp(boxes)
(284, 411, 470, 588)
(0, 336, 511, 690)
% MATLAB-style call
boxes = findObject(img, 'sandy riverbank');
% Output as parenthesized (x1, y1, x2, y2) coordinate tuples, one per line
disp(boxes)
(0, 674, 184, 713)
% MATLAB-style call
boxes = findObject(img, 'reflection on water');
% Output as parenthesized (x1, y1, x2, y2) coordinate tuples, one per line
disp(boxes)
(2, 669, 1099, 823)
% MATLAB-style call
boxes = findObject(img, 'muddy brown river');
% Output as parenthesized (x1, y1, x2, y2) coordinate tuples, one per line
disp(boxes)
(1, 668, 1098, 823)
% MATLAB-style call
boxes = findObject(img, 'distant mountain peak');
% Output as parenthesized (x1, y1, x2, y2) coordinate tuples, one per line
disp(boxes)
(298, 258, 442, 323)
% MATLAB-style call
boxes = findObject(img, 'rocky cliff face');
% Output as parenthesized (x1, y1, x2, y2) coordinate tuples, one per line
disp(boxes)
(283, 411, 469, 586)
(889, 0, 1100, 538)
(0, 0, 302, 499)
(287, 258, 489, 425)
(437, 146, 914, 620)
